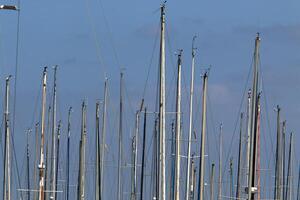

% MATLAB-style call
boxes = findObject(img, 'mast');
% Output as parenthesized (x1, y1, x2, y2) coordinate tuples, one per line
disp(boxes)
(66, 107, 72, 200)
(197, 72, 208, 200)
(174, 49, 182, 200)
(218, 124, 223, 200)
(246, 89, 251, 184)
(185, 36, 197, 200)
(50, 65, 58, 200)
(247, 33, 260, 200)
(77, 101, 87, 200)
(3, 75, 12, 200)
(96, 102, 100, 200)
(297, 165, 300, 200)
(230, 158, 233, 200)
(131, 136, 136, 200)
(236, 113, 243, 199)
(132, 110, 140, 200)
(117, 72, 124, 200)
(38, 67, 47, 200)
(33, 123, 39, 200)
(210, 164, 215, 200)
(274, 105, 282, 200)
(100, 78, 108, 200)
(55, 120, 61, 195)
(282, 121, 286, 200)
(45, 105, 51, 200)
(190, 155, 196, 200)
(170, 121, 175, 200)
(140, 107, 147, 200)
(285, 132, 293, 200)
(256, 95, 261, 200)
(158, 3, 166, 200)
(26, 128, 31, 200)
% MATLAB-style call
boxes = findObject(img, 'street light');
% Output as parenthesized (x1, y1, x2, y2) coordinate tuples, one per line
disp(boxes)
(0, 5, 19, 11)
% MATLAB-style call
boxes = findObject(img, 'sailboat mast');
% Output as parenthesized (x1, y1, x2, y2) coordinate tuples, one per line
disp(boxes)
(66, 107, 72, 200)
(230, 158, 233, 200)
(50, 65, 58, 200)
(297, 165, 300, 200)
(218, 124, 223, 200)
(117, 72, 124, 200)
(100, 78, 108, 200)
(274, 105, 282, 200)
(236, 113, 243, 199)
(247, 33, 260, 200)
(38, 67, 47, 200)
(26, 128, 31, 200)
(246, 90, 251, 184)
(140, 107, 147, 200)
(210, 164, 215, 200)
(55, 120, 61, 195)
(286, 132, 293, 200)
(197, 72, 208, 200)
(132, 111, 140, 200)
(96, 102, 100, 200)
(3, 76, 12, 200)
(78, 101, 87, 200)
(158, 3, 166, 200)
(174, 50, 182, 200)
(185, 36, 196, 200)
(282, 121, 286, 200)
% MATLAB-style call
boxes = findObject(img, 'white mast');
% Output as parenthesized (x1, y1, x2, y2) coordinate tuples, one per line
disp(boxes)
(247, 33, 260, 200)
(100, 78, 108, 200)
(246, 89, 251, 184)
(286, 132, 293, 200)
(218, 124, 223, 200)
(38, 67, 47, 200)
(3, 75, 12, 200)
(96, 102, 100, 200)
(78, 101, 87, 200)
(197, 72, 208, 200)
(158, 3, 166, 200)
(50, 65, 58, 200)
(174, 50, 182, 200)
(185, 36, 196, 200)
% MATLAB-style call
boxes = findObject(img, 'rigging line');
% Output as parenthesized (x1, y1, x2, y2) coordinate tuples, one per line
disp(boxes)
(222, 56, 253, 179)
(84, 0, 107, 79)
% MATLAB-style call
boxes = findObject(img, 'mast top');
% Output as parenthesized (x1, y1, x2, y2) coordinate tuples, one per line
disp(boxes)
(256, 32, 260, 40)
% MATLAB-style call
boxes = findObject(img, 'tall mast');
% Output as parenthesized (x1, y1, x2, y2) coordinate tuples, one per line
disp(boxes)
(174, 49, 182, 200)
(132, 110, 140, 200)
(117, 72, 124, 200)
(185, 36, 197, 200)
(38, 67, 47, 200)
(282, 121, 286, 200)
(190, 155, 196, 200)
(210, 164, 215, 200)
(3, 75, 12, 200)
(66, 107, 72, 200)
(218, 124, 223, 200)
(50, 65, 58, 200)
(77, 101, 87, 200)
(158, 3, 166, 200)
(230, 158, 233, 200)
(100, 78, 108, 200)
(246, 90, 251, 184)
(297, 165, 300, 200)
(247, 33, 260, 200)
(96, 102, 100, 200)
(26, 128, 31, 200)
(274, 105, 282, 200)
(236, 113, 243, 199)
(45, 106, 51, 200)
(285, 132, 293, 200)
(197, 72, 208, 200)
(140, 107, 147, 200)
(33, 122, 39, 200)
(170, 121, 175, 200)
(131, 136, 136, 200)
(55, 120, 61, 195)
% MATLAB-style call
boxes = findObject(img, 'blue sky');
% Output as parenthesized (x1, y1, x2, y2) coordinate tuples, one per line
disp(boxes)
(0, 0, 299, 199)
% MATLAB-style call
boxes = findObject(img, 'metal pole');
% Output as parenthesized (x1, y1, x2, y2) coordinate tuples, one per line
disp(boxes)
(218, 124, 223, 200)
(197, 72, 208, 200)
(38, 67, 47, 200)
(158, 3, 166, 200)
(185, 36, 197, 200)
(210, 164, 215, 200)
(236, 113, 243, 199)
(140, 107, 147, 200)
(96, 102, 100, 200)
(286, 132, 293, 200)
(66, 107, 72, 200)
(274, 106, 282, 200)
(174, 50, 182, 200)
